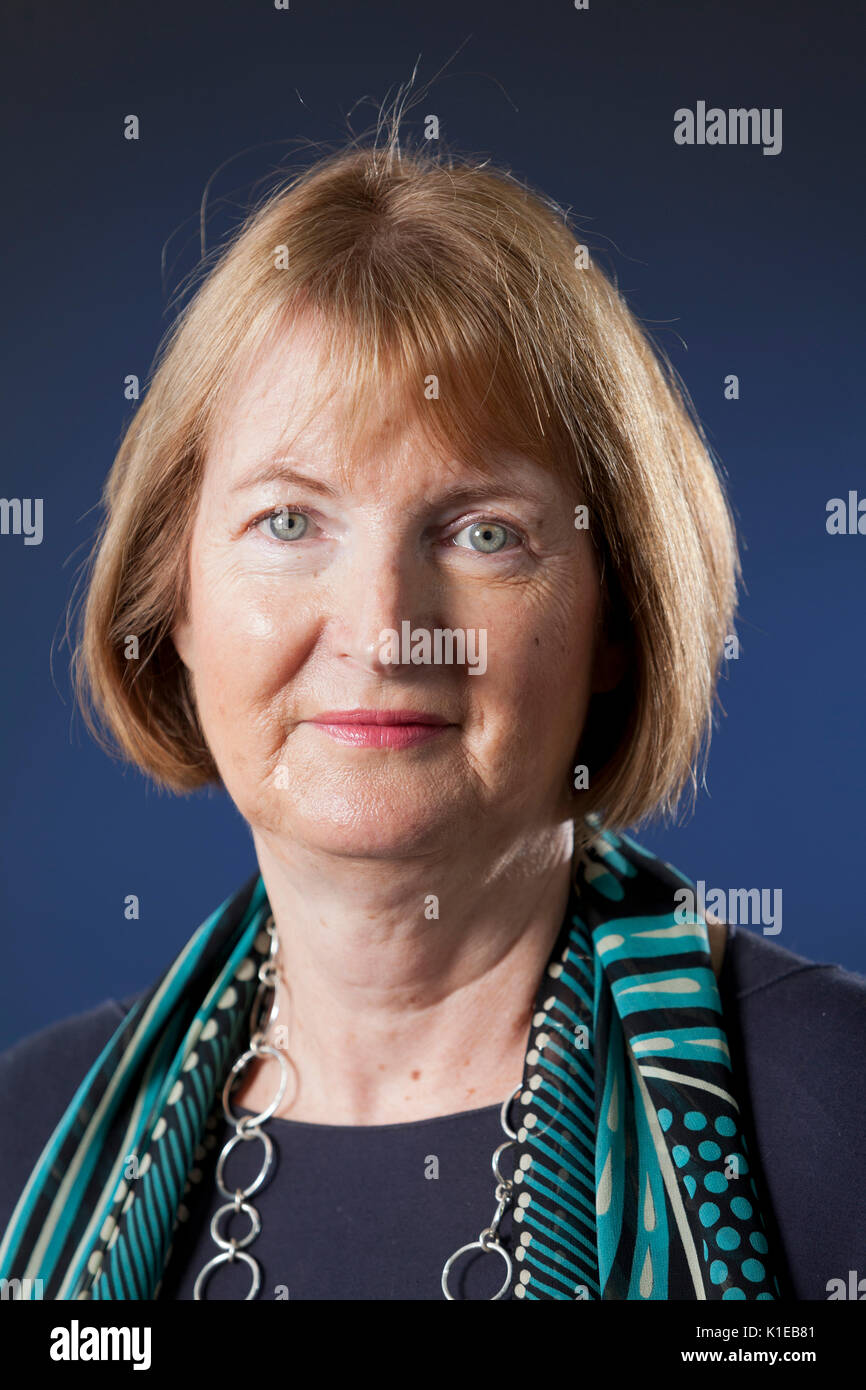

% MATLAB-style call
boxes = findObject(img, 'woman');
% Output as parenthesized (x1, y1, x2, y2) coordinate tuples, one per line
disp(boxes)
(1, 130, 864, 1303)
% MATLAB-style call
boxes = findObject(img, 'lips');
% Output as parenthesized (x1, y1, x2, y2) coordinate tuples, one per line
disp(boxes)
(309, 709, 450, 725)
(306, 709, 454, 748)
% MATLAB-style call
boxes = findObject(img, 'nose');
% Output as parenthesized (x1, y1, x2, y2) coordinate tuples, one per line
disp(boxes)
(330, 533, 439, 676)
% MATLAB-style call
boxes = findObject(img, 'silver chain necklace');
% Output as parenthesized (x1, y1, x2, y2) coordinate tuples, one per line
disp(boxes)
(193, 913, 520, 1300)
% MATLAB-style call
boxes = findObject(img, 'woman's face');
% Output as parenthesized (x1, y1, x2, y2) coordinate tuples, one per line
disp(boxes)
(173, 316, 622, 861)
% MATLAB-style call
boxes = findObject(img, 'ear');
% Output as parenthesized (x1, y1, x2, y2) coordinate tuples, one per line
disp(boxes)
(171, 612, 194, 671)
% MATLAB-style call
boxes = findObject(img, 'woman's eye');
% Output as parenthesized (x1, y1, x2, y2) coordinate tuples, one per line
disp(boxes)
(451, 520, 518, 554)
(256, 508, 311, 542)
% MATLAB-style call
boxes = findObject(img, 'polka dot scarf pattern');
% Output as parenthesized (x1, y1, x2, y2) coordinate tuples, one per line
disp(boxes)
(511, 824, 782, 1299)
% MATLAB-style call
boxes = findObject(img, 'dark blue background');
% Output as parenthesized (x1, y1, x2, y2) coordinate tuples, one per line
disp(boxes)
(1, 0, 863, 1047)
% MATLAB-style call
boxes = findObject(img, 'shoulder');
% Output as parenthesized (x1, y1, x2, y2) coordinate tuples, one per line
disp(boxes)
(720, 923, 866, 1153)
(718, 925, 866, 1299)
(0, 990, 145, 1111)
(0, 992, 143, 1081)
(0, 993, 144, 1236)
(721, 922, 866, 1044)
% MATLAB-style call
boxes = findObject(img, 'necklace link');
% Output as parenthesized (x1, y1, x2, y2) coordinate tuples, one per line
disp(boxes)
(440, 1083, 520, 1299)
(194, 913, 522, 1300)
(194, 914, 281, 1300)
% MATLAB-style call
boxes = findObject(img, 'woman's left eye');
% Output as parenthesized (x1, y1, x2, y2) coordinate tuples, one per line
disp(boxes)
(450, 520, 520, 554)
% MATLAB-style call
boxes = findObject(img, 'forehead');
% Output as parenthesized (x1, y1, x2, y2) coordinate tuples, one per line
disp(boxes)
(204, 314, 563, 503)
(213, 322, 399, 468)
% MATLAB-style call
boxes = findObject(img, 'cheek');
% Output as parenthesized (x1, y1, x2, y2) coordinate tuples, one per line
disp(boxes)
(501, 643, 594, 749)
(486, 579, 598, 701)
(185, 561, 308, 745)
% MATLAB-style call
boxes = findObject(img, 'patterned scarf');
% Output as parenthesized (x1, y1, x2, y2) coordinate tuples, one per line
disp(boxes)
(0, 819, 783, 1300)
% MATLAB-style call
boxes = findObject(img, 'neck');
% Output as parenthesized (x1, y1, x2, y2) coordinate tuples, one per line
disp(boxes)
(237, 821, 576, 1125)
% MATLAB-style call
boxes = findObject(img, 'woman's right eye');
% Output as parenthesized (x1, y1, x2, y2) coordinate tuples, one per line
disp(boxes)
(255, 508, 311, 542)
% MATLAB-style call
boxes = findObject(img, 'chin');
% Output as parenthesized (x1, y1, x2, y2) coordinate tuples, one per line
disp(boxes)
(263, 793, 467, 860)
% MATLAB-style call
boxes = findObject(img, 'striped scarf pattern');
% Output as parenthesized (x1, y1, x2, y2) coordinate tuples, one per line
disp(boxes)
(513, 825, 781, 1299)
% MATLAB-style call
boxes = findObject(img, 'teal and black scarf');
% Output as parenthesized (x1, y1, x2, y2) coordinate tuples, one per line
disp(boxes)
(0, 821, 784, 1300)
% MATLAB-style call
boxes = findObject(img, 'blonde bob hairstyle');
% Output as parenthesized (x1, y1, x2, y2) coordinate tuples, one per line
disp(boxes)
(71, 125, 740, 848)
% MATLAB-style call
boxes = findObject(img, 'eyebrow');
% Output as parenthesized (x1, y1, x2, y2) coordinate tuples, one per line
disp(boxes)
(229, 459, 552, 507)
(231, 462, 340, 498)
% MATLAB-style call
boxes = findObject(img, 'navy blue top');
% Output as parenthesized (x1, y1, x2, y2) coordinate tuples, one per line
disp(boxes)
(2, 921, 865, 1300)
